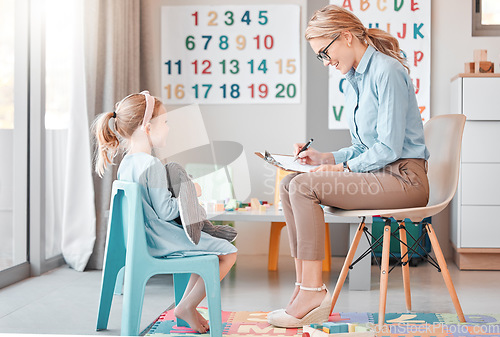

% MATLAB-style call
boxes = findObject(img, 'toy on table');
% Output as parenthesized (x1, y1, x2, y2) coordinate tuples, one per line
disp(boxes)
(250, 198, 261, 211)
(224, 199, 238, 211)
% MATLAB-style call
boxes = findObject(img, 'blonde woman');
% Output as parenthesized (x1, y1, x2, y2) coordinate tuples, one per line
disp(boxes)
(268, 5, 429, 328)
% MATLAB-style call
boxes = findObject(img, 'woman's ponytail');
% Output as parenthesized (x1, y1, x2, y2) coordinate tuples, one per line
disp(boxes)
(365, 28, 409, 73)
(92, 111, 120, 177)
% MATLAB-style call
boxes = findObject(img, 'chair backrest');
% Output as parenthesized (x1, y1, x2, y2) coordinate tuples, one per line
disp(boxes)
(108, 180, 150, 257)
(424, 114, 466, 207)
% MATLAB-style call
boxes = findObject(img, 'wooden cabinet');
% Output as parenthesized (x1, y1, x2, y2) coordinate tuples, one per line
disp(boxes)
(450, 73, 500, 270)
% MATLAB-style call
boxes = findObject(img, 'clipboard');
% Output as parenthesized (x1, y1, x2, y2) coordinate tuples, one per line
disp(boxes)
(255, 151, 319, 173)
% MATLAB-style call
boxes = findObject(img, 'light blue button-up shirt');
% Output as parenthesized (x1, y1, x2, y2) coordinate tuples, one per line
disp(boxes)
(332, 45, 429, 173)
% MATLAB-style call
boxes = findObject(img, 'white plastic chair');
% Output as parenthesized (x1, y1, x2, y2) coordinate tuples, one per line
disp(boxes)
(324, 114, 467, 327)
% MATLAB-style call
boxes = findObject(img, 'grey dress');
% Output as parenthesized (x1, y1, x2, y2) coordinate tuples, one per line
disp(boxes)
(117, 152, 237, 258)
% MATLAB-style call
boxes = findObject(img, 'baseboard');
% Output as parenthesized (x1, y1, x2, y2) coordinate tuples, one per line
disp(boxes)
(452, 244, 500, 270)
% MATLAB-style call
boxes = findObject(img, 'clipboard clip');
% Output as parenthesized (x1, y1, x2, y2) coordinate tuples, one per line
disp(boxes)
(264, 150, 281, 167)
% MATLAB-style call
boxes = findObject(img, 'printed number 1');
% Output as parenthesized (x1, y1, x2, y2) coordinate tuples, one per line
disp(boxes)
(164, 60, 181, 75)
(192, 84, 212, 99)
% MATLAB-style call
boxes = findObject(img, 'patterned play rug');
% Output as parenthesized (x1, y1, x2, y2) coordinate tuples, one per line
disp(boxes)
(143, 308, 500, 337)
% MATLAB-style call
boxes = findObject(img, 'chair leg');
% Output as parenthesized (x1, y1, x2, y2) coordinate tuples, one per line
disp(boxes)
(378, 224, 391, 328)
(323, 223, 332, 272)
(114, 267, 125, 295)
(268, 222, 286, 271)
(173, 273, 191, 328)
(97, 262, 122, 330)
(200, 260, 223, 337)
(96, 249, 125, 331)
(426, 223, 466, 323)
(121, 273, 148, 336)
(330, 219, 366, 314)
(399, 222, 412, 311)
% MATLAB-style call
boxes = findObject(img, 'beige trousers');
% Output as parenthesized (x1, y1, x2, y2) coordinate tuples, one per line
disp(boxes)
(279, 158, 429, 261)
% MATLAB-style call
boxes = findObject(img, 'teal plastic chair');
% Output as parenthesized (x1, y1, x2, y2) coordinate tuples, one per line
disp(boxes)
(96, 180, 223, 336)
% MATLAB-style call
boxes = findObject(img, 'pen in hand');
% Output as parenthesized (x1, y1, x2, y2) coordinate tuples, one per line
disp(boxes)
(294, 138, 314, 162)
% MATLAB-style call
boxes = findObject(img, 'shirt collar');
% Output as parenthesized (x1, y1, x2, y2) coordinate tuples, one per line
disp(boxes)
(345, 44, 376, 84)
(355, 44, 376, 75)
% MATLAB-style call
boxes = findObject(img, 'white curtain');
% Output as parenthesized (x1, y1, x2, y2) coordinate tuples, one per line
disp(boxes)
(60, 0, 96, 271)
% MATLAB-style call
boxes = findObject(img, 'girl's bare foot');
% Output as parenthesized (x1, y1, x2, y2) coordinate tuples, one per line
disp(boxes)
(197, 310, 209, 331)
(174, 305, 208, 333)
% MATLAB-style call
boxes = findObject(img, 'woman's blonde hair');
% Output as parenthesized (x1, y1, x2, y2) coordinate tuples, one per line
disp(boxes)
(305, 4, 409, 73)
(92, 93, 163, 177)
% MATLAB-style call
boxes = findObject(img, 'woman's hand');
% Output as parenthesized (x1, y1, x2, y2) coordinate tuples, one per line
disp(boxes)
(310, 163, 344, 172)
(194, 182, 202, 197)
(293, 143, 335, 166)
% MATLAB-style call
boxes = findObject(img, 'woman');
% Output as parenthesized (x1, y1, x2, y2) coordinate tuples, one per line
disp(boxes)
(267, 5, 429, 328)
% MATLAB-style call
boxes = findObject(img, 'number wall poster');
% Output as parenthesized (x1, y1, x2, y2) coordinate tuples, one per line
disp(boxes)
(161, 5, 301, 104)
(327, 0, 430, 129)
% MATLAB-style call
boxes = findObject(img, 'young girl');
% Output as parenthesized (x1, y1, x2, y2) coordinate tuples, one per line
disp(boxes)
(93, 90, 237, 333)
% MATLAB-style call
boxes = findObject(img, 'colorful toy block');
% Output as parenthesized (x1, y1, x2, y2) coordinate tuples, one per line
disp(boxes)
(303, 322, 374, 337)
(224, 199, 238, 211)
(250, 198, 261, 210)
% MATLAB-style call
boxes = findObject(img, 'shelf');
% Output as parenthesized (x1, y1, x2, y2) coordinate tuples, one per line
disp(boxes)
(451, 73, 500, 81)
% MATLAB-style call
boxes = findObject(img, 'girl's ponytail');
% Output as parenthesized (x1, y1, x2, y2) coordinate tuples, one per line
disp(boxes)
(92, 111, 119, 177)
(365, 28, 409, 73)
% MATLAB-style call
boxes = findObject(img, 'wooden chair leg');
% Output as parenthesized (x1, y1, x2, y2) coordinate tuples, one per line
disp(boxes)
(323, 223, 331, 272)
(378, 224, 391, 328)
(399, 221, 412, 311)
(426, 223, 466, 323)
(330, 219, 366, 314)
(268, 222, 286, 271)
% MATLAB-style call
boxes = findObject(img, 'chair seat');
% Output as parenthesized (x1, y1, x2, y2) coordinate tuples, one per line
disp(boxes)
(324, 200, 447, 223)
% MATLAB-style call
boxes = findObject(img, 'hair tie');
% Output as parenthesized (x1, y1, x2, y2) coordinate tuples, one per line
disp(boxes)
(112, 111, 116, 118)
(140, 90, 155, 131)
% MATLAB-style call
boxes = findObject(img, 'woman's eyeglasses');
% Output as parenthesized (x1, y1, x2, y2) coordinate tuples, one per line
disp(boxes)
(316, 35, 340, 62)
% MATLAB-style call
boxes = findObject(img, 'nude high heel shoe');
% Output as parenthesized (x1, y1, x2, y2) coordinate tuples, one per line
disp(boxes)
(267, 282, 301, 319)
(267, 284, 331, 328)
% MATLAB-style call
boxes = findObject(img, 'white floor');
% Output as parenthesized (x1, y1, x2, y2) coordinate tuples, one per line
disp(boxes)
(0, 255, 499, 335)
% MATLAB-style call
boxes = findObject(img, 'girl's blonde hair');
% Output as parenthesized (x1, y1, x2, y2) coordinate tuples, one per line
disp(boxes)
(305, 4, 409, 73)
(92, 93, 163, 177)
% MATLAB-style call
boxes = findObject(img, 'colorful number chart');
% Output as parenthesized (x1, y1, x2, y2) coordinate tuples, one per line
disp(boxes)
(327, 0, 430, 129)
(161, 5, 301, 104)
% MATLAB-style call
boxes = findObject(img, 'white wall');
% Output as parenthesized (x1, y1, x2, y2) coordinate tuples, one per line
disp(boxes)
(145, 0, 309, 255)
(144, 0, 500, 257)
(431, 0, 500, 257)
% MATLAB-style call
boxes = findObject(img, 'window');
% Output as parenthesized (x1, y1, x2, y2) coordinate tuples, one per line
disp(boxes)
(0, 0, 29, 285)
(473, 0, 500, 36)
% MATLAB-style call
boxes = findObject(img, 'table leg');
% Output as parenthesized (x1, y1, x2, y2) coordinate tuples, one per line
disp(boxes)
(268, 222, 286, 271)
(348, 222, 372, 291)
(323, 223, 331, 271)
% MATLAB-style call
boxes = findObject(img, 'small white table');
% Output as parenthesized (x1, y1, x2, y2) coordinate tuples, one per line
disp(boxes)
(207, 206, 372, 291)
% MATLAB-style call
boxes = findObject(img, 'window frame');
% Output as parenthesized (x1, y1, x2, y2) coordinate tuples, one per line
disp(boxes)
(0, 0, 30, 288)
(29, 0, 65, 277)
(472, 0, 500, 36)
